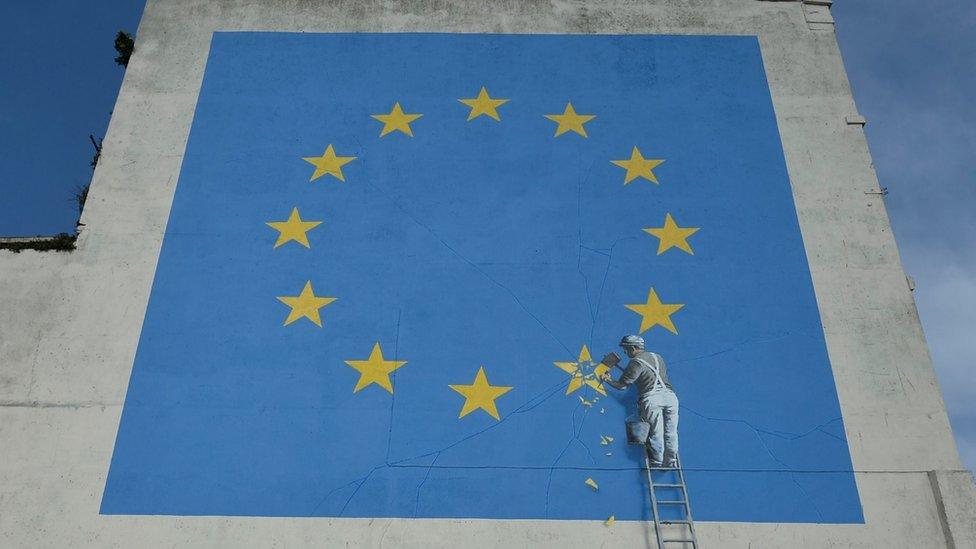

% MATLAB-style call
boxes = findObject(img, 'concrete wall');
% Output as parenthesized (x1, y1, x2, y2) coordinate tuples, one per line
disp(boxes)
(1, 0, 973, 546)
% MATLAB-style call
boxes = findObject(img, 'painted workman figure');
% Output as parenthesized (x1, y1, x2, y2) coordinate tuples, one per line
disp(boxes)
(601, 335, 679, 468)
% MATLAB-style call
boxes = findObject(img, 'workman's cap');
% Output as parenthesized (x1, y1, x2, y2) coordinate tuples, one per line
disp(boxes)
(619, 335, 645, 348)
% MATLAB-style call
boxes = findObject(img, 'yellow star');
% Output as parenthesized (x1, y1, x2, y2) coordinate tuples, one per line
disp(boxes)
(448, 366, 513, 420)
(625, 288, 684, 335)
(590, 363, 611, 392)
(343, 342, 407, 394)
(554, 345, 609, 396)
(371, 102, 423, 137)
(302, 145, 356, 182)
(611, 146, 665, 185)
(458, 86, 509, 121)
(276, 281, 337, 327)
(643, 213, 700, 255)
(544, 102, 596, 137)
(265, 208, 323, 249)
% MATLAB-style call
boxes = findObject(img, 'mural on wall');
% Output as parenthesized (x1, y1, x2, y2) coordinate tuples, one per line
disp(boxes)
(101, 33, 863, 523)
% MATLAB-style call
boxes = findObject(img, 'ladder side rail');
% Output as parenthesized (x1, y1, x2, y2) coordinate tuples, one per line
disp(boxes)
(674, 456, 699, 547)
(645, 447, 665, 549)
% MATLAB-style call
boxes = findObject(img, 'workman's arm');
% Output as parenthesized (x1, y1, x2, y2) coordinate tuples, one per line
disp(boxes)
(603, 376, 628, 390)
(601, 356, 641, 391)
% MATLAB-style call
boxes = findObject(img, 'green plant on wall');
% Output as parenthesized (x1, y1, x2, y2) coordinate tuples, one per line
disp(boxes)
(114, 31, 134, 67)
(0, 233, 76, 253)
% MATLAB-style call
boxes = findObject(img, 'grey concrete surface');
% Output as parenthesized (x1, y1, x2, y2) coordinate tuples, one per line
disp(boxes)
(1, 0, 973, 547)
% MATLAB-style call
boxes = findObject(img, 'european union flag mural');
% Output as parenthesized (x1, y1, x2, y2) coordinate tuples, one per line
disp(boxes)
(102, 33, 863, 523)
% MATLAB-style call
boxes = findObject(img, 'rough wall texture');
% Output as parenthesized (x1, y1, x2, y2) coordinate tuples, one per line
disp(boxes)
(0, 0, 973, 547)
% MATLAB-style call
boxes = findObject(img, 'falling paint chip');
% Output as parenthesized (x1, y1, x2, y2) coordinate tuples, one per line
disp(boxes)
(605, 515, 615, 527)
(605, 452, 612, 456)
(585, 477, 599, 491)
(600, 435, 614, 445)
(600, 408, 605, 414)
(578, 396, 593, 407)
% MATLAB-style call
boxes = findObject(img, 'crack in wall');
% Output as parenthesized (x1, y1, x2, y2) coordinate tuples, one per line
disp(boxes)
(354, 393, 849, 519)
(669, 332, 799, 366)
(341, 153, 624, 517)
(588, 236, 638, 345)
(360, 465, 880, 473)
(341, 141, 640, 518)
(338, 465, 384, 517)
(544, 384, 601, 517)
(684, 405, 841, 521)
(310, 149, 848, 522)
(311, 376, 569, 516)
(412, 451, 441, 517)
(386, 308, 402, 464)
(684, 405, 844, 446)
(575, 158, 597, 326)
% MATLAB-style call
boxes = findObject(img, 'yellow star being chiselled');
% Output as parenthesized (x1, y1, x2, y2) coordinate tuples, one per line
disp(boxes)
(611, 146, 665, 185)
(302, 145, 356, 182)
(553, 345, 611, 396)
(458, 86, 509, 121)
(276, 281, 337, 327)
(448, 366, 513, 421)
(625, 288, 684, 335)
(643, 213, 700, 255)
(371, 102, 423, 137)
(265, 208, 322, 249)
(544, 102, 596, 137)
(343, 342, 407, 394)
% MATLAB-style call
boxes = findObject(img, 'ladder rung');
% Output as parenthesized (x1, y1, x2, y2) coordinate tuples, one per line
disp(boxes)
(647, 455, 697, 547)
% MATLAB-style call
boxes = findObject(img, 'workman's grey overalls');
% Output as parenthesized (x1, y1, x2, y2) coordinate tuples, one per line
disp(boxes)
(634, 354, 679, 466)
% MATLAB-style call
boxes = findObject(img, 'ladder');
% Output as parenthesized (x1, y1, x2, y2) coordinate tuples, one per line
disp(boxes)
(643, 448, 699, 549)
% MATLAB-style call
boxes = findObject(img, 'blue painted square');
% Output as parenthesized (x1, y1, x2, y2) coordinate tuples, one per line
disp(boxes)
(101, 32, 863, 523)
